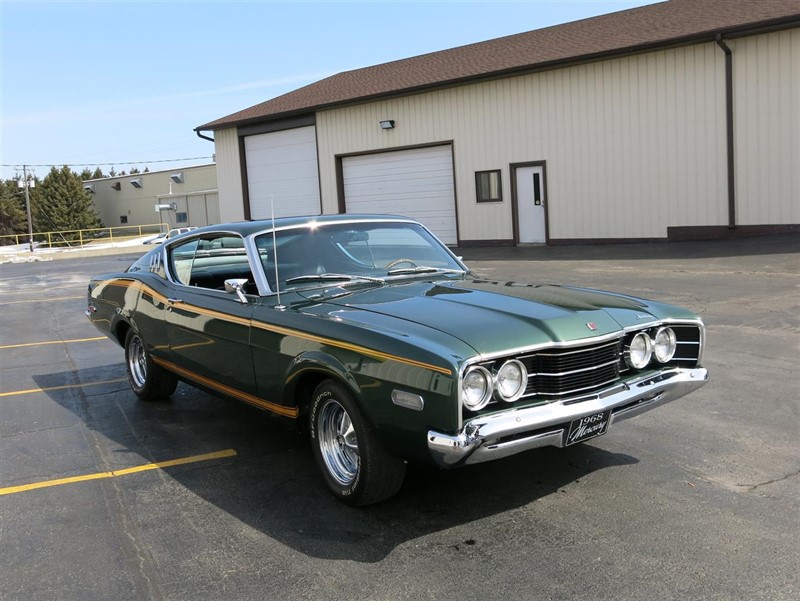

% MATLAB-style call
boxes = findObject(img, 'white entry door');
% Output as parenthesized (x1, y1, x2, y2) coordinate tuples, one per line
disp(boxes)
(515, 165, 546, 244)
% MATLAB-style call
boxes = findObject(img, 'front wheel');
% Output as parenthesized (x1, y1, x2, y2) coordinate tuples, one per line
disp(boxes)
(124, 328, 177, 401)
(309, 380, 406, 506)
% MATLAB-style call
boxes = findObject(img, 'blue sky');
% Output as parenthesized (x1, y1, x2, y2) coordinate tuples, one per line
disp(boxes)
(1, 0, 659, 181)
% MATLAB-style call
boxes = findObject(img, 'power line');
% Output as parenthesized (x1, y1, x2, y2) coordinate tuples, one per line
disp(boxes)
(1, 156, 214, 169)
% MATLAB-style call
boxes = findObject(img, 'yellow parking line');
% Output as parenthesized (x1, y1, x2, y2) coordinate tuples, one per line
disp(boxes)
(0, 336, 105, 350)
(0, 378, 127, 398)
(0, 449, 238, 496)
(0, 295, 84, 305)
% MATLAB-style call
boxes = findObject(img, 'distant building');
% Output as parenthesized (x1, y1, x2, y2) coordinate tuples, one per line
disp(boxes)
(83, 164, 219, 230)
(196, 0, 799, 245)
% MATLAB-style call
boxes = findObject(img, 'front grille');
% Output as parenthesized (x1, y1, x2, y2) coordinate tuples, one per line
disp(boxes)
(520, 339, 622, 397)
(464, 323, 703, 416)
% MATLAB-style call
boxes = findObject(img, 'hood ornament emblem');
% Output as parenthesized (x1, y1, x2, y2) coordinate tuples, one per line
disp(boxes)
(586, 322, 598, 331)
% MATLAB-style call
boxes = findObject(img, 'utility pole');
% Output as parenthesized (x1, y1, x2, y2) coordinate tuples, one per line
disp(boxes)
(22, 165, 35, 252)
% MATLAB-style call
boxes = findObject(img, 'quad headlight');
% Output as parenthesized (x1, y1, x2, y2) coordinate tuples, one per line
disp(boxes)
(626, 332, 653, 369)
(462, 360, 529, 411)
(462, 366, 493, 411)
(495, 360, 528, 402)
(626, 326, 678, 369)
(653, 327, 677, 363)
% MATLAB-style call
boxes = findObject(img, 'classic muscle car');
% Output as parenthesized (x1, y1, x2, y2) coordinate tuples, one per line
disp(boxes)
(87, 215, 708, 505)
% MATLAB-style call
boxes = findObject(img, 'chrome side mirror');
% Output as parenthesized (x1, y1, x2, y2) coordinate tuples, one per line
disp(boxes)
(224, 278, 249, 304)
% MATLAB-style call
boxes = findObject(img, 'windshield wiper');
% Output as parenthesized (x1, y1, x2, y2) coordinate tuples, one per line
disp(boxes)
(285, 273, 384, 285)
(387, 266, 465, 276)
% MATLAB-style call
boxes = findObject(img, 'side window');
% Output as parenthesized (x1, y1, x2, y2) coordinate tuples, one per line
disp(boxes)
(169, 235, 254, 292)
(170, 239, 199, 285)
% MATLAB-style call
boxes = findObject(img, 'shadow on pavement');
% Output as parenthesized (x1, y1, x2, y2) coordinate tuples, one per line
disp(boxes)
(35, 366, 638, 563)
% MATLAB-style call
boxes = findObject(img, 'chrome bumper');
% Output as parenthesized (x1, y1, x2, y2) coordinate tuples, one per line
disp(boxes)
(427, 367, 708, 467)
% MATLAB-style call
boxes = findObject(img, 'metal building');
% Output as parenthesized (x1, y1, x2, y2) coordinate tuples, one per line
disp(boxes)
(196, 0, 799, 245)
(84, 164, 219, 230)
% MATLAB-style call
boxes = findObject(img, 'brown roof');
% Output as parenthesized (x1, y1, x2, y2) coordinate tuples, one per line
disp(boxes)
(197, 0, 800, 131)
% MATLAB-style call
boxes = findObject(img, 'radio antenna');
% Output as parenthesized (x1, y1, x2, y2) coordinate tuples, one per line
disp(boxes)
(271, 196, 285, 310)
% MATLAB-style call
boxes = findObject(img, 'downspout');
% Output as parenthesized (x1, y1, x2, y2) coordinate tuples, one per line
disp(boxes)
(194, 128, 214, 143)
(715, 34, 736, 229)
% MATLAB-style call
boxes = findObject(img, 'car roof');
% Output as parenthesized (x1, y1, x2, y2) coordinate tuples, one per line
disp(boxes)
(189, 214, 418, 238)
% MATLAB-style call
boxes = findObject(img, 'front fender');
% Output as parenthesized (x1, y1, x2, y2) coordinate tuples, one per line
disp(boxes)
(282, 350, 361, 406)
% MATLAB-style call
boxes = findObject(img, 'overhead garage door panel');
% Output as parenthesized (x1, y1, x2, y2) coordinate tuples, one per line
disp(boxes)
(342, 145, 457, 245)
(244, 126, 321, 219)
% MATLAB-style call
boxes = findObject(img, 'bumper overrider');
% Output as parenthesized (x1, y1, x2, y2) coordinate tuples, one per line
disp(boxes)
(427, 367, 708, 467)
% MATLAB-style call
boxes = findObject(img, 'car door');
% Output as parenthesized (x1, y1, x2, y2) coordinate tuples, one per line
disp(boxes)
(163, 235, 258, 397)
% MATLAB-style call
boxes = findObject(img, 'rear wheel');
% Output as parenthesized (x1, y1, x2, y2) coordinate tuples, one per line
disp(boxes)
(124, 329, 177, 401)
(309, 380, 406, 506)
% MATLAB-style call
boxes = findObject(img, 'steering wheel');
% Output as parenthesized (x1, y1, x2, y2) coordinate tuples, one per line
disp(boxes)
(385, 258, 418, 270)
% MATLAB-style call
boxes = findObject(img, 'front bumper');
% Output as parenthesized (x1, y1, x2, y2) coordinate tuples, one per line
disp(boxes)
(427, 367, 708, 467)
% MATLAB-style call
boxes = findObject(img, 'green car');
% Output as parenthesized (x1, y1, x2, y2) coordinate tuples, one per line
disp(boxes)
(87, 215, 708, 505)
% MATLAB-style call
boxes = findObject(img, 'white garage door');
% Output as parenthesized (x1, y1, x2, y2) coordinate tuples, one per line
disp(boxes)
(244, 126, 321, 219)
(342, 145, 457, 244)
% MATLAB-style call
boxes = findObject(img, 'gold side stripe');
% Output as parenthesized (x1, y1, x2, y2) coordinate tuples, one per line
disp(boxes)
(153, 357, 299, 418)
(0, 449, 237, 496)
(103, 278, 453, 376)
(250, 321, 453, 375)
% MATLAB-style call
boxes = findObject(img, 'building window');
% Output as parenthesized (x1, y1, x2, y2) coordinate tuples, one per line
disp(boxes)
(475, 170, 502, 202)
(120, 216, 128, 224)
(175, 212, 188, 224)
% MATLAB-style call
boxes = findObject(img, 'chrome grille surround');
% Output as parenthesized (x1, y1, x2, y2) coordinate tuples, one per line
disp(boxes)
(460, 320, 704, 421)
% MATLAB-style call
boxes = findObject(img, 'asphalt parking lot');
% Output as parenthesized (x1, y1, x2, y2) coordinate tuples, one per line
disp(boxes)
(1, 234, 798, 601)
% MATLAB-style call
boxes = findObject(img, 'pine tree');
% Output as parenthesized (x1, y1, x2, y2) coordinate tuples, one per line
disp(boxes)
(129, 167, 140, 174)
(92, 167, 105, 179)
(31, 166, 103, 235)
(0, 179, 28, 241)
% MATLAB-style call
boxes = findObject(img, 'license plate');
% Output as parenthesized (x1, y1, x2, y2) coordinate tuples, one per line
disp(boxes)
(565, 410, 610, 446)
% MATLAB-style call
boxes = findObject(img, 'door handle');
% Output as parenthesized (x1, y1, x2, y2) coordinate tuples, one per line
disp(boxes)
(167, 298, 184, 304)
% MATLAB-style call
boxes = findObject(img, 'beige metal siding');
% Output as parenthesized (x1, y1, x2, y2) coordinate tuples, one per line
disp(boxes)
(86, 164, 218, 229)
(731, 29, 799, 226)
(318, 42, 733, 241)
(213, 127, 246, 222)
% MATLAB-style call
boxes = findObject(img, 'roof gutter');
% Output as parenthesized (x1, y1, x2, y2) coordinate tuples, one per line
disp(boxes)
(715, 34, 736, 229)
(195, 128, 214, 143)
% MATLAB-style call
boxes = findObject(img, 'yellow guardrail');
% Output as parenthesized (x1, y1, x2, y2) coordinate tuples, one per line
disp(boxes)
(0, 223, 168, 253)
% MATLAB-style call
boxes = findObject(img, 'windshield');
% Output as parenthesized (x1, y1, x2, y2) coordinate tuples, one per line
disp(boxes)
(254, 221, 465, 292)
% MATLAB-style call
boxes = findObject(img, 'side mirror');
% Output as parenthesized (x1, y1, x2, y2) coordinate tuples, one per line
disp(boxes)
(224, 278, 249, 304)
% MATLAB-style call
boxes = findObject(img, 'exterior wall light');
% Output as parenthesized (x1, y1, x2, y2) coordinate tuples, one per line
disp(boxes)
(379, 120, 396, 130)
(170, 172, 184, 184)
(130, 178, 143, 189)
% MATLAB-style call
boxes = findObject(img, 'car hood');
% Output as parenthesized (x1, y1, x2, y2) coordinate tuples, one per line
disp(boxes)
(310, 278, 697, 357)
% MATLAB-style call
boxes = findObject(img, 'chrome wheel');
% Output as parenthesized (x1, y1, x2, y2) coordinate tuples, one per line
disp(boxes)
(124, 328, 177, 401)
(127, 334, 148, 388)
(317, 398, 360, 487)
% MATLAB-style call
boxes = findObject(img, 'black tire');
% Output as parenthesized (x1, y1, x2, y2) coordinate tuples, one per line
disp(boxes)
(124, 328, 178, 401)
(309, 380, 406, 506)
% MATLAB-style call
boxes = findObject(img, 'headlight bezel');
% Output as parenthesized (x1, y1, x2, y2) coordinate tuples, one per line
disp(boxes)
(626, 331, 654, 369)
(495, 359, 528, 402)
(461, 365, 493, 411)
(653, 326, 677, 363)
